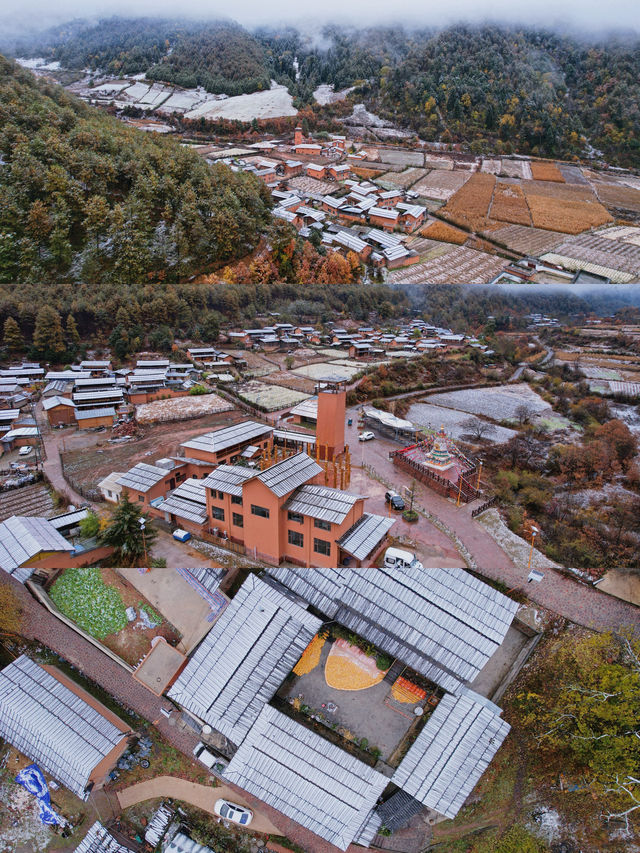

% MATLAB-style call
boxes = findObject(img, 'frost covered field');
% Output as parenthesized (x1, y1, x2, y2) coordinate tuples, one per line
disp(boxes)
(425, 383, 551, 422)
(407, 401, 517, 443)
(184, 82, 297, 121)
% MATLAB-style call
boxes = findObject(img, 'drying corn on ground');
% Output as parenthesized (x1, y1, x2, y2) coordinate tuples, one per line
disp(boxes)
(325, 639, 386, 690)
(293, 634, 326, 676)
(391, 677, 427, 704)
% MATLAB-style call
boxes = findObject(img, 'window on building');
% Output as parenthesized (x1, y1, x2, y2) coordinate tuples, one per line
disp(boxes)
(138, 495, 144, 502)
(211, 506, 225, 522)
(251, 505, 269, 518)
(231, 495, 243, 505)
(314, 538, 331, 556)
(314, 518, 331, 531)
(288, 530, 304, 548)
(287, 511, 304, 523)
(232, 513, 243, 528)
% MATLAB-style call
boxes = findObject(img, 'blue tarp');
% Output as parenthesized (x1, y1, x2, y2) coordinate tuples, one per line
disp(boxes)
(15, 764, 65, 826)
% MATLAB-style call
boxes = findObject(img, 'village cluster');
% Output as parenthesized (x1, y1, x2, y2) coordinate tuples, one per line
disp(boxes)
(0, 312, 501, 575)
(195, 127, 640, 284)
(0, 561, 539, 853)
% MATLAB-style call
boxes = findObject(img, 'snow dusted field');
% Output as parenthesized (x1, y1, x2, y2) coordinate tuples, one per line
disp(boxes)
(184, 82, 297, 121)
(407, 401, 517, 443)
(425, 383, 551, 422)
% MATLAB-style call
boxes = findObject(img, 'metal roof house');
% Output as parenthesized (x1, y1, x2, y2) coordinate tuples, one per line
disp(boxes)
(267, 566, 519, 694)
(179, 420, 273, 466)
(160, 567, 521, 849)
(224, 704, 388, 851)
(74, 821, 135, 853)
(0, 516, 74, 580)
(0, 656, 131, 800)
(391, 689, 510, 819)
(168, 574, 321, 745)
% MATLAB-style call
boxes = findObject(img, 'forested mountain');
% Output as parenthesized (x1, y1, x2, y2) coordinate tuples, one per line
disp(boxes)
(8, 18, 640, 167)
(147, 24, 271, 95)
(261, 25, 640, 167)
(5, 18, 273, 95)
(0, 55, 272, 285)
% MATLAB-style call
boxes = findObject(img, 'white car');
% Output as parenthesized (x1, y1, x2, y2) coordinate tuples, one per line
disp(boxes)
(358, 431, 375, 442)
(214, 798, 253, 826)
(18, 446, 33, 456)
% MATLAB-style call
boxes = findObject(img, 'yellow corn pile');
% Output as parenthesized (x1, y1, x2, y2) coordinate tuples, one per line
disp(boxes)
(325, 651, 385, 691)
(293, 634, 325, 676)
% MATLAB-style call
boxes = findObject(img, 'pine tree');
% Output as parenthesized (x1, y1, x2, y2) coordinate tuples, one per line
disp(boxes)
(3, 317, 24, 353)
(33, 306, 66, 360)
(100, 492, 157, 567)
(66, 313, 80, 348)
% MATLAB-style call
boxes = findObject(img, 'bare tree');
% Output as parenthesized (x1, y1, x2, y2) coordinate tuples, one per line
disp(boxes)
(515, 403, 535, 425)
(461, 417, 495, 441)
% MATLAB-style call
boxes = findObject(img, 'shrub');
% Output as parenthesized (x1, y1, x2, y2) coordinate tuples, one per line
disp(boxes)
(376, 653, 392, 671)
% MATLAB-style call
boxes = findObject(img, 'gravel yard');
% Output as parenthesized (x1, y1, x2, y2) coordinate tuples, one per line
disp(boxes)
(135, 393, 233, 424)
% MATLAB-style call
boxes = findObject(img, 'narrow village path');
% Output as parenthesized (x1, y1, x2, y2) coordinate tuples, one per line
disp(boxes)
(349, 417, 639, 635)
(116, 777, 282, 835)
(34, 401, 94, 508)
(0, 574, 359, 853)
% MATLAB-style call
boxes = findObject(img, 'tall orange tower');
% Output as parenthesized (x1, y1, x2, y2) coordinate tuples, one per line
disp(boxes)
(294, 126, 304, 146)
(316, 380, 346, 461)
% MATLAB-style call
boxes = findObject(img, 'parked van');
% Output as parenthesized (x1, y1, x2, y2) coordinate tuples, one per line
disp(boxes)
(383, 546, 424, 570)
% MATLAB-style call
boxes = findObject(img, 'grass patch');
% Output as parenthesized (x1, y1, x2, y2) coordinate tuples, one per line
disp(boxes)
(50, 568, 127, 640)
(138, 601, 162, 625)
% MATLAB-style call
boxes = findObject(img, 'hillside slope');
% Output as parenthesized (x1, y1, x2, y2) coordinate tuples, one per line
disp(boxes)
(0, 55, 272, 285)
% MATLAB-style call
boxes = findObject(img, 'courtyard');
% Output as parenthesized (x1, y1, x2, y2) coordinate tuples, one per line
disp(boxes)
(279, 633, 438, 766)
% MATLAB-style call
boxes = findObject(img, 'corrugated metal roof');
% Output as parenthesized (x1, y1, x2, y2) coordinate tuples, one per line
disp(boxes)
(334, 231, 369, 253)
(0, 657, 128, 800)
(49, 509, 89, 530)
(73, 390, 123, 402)
(1, 427, 39, 440)
(257, 452, 322, 498)
(285, 484, 362, 524)
(181, 421, 272, 455)
(0, 516, 74, 573)
(75, 407, 116, 420)
(266, 567, 518, 693)
(273, 429, 316, 446)
(74, 821, 134, 852)
(374, 790, 424, 833)
(366, 228, 403, 248)
(117, 462, 169, 493)
(223, 704, 388, 851)
(168, 575, 321, 745)
(164, 832, 215, 853)
(43, 396, 76, 410)
(202, 465, 255, 497)
(391, 690, 510, 818)
(158, 479, 208, 525)
(337, 513, 395, 560)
